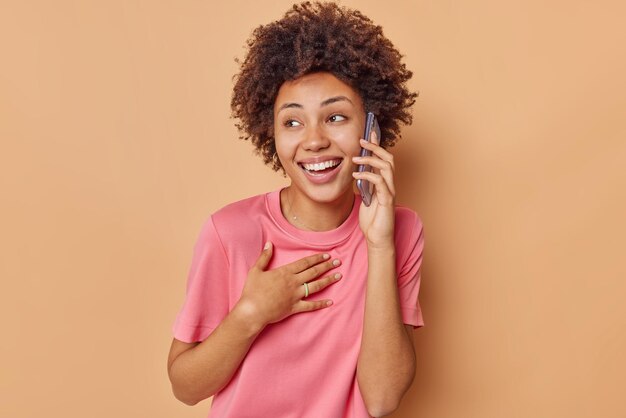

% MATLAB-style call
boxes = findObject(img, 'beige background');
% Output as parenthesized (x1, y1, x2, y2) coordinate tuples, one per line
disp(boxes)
(1, 1, 625, 417)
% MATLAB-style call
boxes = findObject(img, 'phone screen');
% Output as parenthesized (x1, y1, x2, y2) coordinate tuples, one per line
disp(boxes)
(356, 112, 380, 206)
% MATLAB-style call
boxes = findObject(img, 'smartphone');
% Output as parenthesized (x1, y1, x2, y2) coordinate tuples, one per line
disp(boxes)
(356, 112, 381, 207)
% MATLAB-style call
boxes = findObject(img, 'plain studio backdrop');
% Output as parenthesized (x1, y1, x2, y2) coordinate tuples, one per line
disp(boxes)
(1, 1, 624, 417)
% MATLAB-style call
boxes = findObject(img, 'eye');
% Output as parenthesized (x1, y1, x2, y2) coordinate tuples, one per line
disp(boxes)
(284, 119, 302, 127)
(328, 114, 347, 123)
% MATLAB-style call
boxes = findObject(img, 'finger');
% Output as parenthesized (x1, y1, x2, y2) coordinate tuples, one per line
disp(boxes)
(303, 272, 342, 297)
(297, 258, 341, 282)
(371, 129, 380, 146)
(352, 171, 395, 205)
(359, 138, 395, 169)
(285, 252, 331, 274)
(352, 155, 393, 174)
(254, 241, 274, 271)
(292, 299, 333, 313)
(352, 156, 396, 196)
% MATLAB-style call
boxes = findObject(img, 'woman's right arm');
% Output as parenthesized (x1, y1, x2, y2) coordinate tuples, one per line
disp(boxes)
(167, 242, 342, 405)
(167, 305, 264, 405)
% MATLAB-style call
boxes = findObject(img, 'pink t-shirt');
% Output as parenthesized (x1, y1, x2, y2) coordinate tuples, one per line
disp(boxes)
(172, 189, 424, 418)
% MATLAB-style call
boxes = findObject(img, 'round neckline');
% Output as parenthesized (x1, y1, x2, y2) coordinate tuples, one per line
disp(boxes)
(265, 187, 361, 246)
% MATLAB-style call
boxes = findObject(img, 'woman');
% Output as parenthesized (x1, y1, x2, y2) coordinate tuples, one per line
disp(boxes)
(167, 2, 424, 417)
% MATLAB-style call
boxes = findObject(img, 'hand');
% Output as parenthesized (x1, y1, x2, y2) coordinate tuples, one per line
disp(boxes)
(352, 132, 397, 248)
(234, 242, 342, 330)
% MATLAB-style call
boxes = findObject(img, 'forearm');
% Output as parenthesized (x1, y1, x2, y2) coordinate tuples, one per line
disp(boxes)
(357, 245, 416, 416)
(168, 305, 263, 405)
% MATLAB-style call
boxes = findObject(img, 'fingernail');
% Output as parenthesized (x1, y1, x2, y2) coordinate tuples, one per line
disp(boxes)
(264, 242, 271, 250)
(323, 253, 330, 260)
(332, 259, 341, 266)
(334, 273, 342, 279)
(326, 300, 333, 306)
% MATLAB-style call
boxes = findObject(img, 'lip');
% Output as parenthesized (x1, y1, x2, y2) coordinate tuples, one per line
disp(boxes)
(297, 156, 344, 164)
(298, 159, 344, 184)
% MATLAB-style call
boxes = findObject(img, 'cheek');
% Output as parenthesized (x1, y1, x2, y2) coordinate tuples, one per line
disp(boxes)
(274, 136, 297, 162)
(336, 131, 362, 157)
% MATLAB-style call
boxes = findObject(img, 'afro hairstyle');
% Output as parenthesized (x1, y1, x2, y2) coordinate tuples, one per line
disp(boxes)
(231, 1, 418, 172)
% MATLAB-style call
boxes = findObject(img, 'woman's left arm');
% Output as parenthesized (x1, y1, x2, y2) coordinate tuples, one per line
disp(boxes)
(352, 137, 416, 417)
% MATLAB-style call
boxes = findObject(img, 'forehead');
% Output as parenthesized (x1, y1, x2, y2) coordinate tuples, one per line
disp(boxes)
(274, 72, 363, 108)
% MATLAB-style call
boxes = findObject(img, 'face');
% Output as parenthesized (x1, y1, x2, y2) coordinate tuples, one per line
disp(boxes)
(273, 72, 366, 204)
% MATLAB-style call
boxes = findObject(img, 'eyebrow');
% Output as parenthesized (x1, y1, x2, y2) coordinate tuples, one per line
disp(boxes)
(277, 95, 353, 113)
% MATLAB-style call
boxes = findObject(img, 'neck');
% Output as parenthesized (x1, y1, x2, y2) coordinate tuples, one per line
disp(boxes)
(281, 186, 355, 232)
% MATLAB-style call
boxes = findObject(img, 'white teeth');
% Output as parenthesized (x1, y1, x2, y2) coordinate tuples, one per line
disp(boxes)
(301, 159, 341, 171)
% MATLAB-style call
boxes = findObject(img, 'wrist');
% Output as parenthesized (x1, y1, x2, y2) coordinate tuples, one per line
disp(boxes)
(231, 300, 267, 336)
(366, 240, 396, 254)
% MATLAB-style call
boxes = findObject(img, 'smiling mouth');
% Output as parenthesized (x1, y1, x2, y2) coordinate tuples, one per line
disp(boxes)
(298, 159, 343, 175)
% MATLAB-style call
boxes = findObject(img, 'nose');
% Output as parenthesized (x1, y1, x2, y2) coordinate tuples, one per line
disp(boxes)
(301, 124, 331, 152)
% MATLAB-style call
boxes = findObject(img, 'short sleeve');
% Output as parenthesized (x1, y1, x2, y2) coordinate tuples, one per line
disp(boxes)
(172, 216, 230, 343)
(396, 212, 425, 328)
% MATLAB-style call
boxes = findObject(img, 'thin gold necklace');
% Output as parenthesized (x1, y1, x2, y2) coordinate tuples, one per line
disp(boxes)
(285, 188, 318, 231)
(284, 188, 353, 232)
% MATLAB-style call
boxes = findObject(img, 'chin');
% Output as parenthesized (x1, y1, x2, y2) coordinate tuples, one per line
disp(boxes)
(301, 179, 355, 204)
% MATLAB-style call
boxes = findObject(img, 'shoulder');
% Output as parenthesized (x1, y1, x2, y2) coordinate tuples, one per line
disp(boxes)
(211, 193, 267, 226)
(392, 207, 426, 325)
(394, 205, 424, 242)
(203, 192, 269, 249)
(394, 205, 425, 264)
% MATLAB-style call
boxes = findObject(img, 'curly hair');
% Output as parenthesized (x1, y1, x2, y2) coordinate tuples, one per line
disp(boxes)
(231, 1, 417, 172)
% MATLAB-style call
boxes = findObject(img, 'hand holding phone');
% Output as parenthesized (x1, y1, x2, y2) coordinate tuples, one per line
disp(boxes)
(356, 112, 381, 207)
